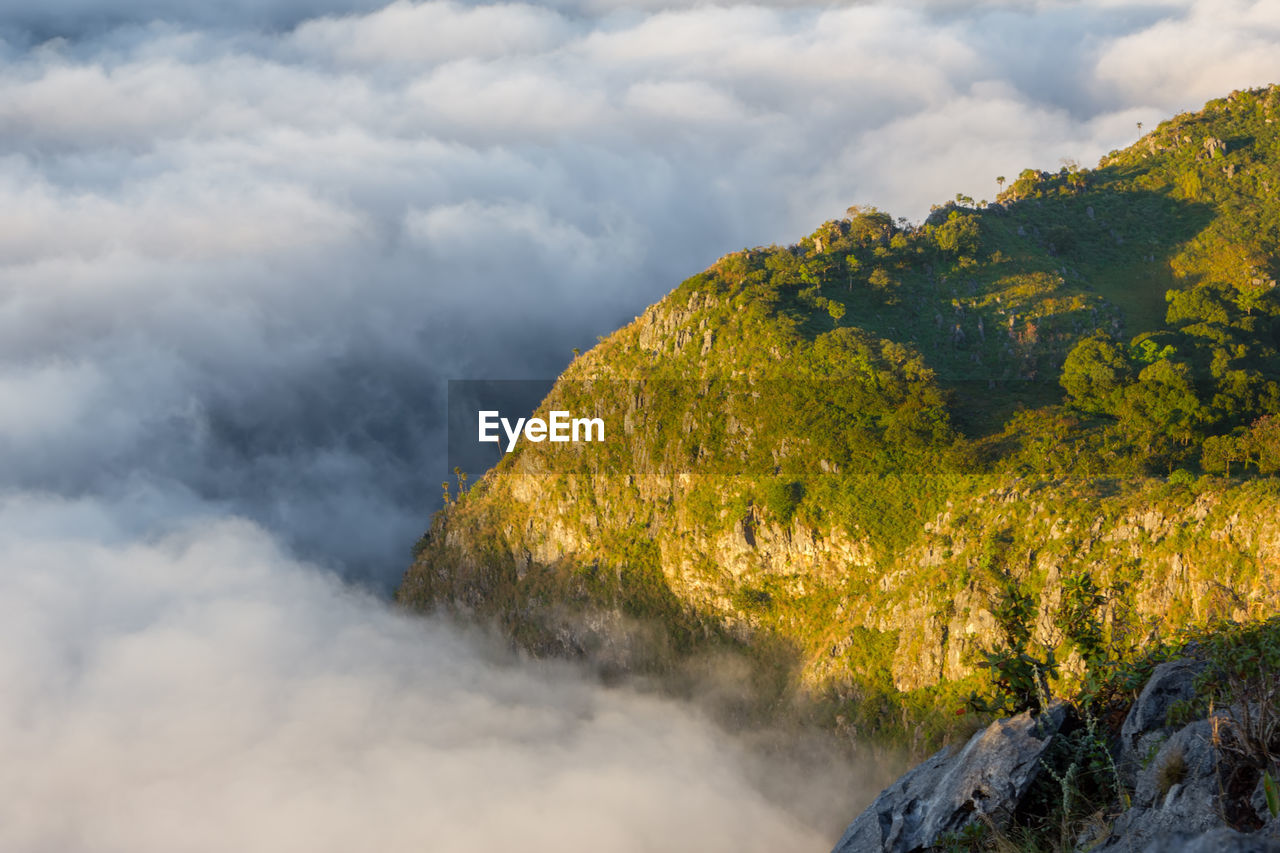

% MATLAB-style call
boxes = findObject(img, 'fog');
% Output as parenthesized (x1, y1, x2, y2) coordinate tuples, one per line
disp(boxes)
(1, 501, 851, 850)
(0, 0, 1276, 850)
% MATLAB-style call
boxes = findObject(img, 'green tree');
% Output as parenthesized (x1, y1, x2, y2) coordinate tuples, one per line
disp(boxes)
(759, 479, 803, 523)
(844, 254, 861, 291)
(1060, 333, 1133, 415)
(1249, 414, 1280, 474)
(1166, 286, 1232, 327)
(934, 211, 980, 259)
(845, 206, 895, 246)
(1118, 359, 1205, 456)
(1202, 433, 1245, 475)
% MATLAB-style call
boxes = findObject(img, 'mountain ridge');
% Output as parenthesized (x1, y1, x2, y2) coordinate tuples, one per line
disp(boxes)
(399, 84, 1280, 748)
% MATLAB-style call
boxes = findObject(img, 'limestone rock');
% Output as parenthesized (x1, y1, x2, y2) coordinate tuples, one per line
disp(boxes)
(1102, 720, 1225, 851)
(1118, 659, 1205, 785)
(831, 704, 1065, 852)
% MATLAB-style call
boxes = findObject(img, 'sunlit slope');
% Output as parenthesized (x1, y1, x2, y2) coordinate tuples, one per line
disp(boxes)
(400, 86, 1280, 744)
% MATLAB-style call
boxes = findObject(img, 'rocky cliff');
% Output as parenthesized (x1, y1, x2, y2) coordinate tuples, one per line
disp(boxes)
(399, 86, 1280, 744)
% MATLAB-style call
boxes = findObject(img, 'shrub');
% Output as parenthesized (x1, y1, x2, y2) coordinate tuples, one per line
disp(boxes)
(1198, 617, 1280, 776)
(759, 479, 803, 524)
(1156, 745, 1188, 797)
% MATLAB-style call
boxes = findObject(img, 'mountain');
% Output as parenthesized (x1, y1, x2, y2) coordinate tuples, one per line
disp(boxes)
(398, 85, 1280, 748)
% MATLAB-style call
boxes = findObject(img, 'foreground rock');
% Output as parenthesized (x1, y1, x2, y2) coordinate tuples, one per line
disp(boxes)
(832, 658, 1280, 852)
(831, 704, 1065, 852)
(1116, 659, 1205, 786)
(1101, 719, 1225, 850)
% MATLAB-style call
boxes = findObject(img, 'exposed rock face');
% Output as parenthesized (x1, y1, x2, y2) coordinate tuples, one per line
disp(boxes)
(1118, 659, 1206, 785)
(1103, 719, 1226, 850)
(883, 489, 1280, 693)
(831, 704, 1065, 852)
(405, 414, 1280, 703)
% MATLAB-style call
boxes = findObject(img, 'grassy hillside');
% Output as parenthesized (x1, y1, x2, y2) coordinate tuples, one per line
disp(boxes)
(399, 86, 1280, 751)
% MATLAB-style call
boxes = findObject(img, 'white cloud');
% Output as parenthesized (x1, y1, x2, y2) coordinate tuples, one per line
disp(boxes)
(1093, 0, 1280, 105)
(0, 169, 365, 263)
(407, 59, 614, 140)
(293, 0, 574, 65)
(0, 504, 838, 852)
(623, 79, 749, 125)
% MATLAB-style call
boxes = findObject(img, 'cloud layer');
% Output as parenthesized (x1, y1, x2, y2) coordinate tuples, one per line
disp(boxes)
(0, 1, 1278, 849)
(0, 502, 842, 852)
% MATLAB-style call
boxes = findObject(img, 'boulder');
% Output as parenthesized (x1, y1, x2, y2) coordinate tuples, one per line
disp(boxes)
(831, 703, 1065, 852)
(1101, 719, 1225, 851)
(1118, 659, 1205, 785)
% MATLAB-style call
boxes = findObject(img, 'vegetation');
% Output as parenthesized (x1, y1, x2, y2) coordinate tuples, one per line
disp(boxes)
(399, 86, 1280, 762)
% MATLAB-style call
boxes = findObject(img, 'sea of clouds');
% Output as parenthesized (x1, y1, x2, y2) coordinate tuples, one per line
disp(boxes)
(0, 1, 1276, 850)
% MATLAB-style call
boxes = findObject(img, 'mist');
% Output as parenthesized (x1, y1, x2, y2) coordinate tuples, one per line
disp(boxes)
(0, 501, 845, 851)
(1, 0, 1277, 849)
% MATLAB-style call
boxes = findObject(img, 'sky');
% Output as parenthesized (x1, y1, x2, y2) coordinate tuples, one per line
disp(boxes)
(0, 1, 1277, 850)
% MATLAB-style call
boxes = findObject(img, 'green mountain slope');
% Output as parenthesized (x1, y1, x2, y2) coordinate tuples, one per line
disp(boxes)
(399, 86, 1280, 746)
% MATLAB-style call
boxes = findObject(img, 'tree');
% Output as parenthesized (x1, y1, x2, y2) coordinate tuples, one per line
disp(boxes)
(1237, 280, 1271, 316)
(996, 175, 1006, 193)
(1011, 168, 1047, 199)
(1060, 333, 1133, 415)
(1117, 359, 1205, 456)
(868, 268, 894, 294)
(800, 260, 825, 289)
(760, 479, 803, 523)
(1166, 286, 1232, 327)
(844, 254, 861, 291)
(845, 206, 895, 246)
(1059, 574, 1108, 666)
(827, 300, 847, 324)
(809, 219, 848, 254)
(1202, 433, 1245, 475)
(1250, 414, 1280, 474)
(933, 211, 980, 259)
